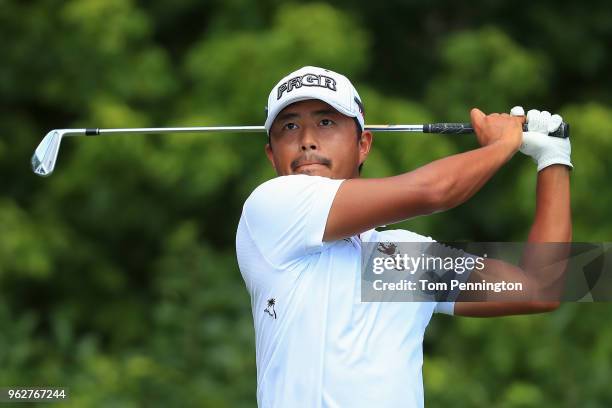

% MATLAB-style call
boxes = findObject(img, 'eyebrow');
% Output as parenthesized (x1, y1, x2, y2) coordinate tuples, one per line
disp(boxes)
(275, 112, 300, 122)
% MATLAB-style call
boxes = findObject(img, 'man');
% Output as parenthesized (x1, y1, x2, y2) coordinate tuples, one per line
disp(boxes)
(235, 66, 572, 407)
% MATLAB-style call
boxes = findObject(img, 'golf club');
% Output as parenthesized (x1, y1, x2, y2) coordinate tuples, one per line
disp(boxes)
(31, 122, 569, 177)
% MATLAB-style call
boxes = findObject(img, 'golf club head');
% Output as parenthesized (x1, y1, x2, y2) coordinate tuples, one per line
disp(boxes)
(32, 129, 65, 177)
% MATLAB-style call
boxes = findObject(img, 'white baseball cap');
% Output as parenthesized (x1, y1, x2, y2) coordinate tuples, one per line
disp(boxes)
(264, 66, 365, 134)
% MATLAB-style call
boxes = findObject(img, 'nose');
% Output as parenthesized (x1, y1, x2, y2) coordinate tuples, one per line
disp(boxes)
(300, 127, 319, 151)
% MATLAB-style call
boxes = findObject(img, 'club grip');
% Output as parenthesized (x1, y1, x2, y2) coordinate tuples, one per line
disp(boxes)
(423, 122, 569, 138)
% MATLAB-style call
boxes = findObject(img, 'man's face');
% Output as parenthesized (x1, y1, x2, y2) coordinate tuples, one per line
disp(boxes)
(265, 99, 372, 179)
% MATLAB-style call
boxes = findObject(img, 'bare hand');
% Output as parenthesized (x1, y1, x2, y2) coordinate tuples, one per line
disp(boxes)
(470, 108, 524, 152)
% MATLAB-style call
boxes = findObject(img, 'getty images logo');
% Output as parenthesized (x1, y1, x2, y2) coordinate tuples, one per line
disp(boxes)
(277, 73, 337, 100)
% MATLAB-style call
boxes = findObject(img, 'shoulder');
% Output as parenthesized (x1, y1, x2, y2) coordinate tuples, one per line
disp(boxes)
(244, 175, 344, 214)
(247, 175, 342, 200)
(239, 175, 345, 262)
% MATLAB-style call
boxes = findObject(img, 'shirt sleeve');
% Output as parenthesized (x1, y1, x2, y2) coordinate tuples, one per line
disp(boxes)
(369, 229, 473, 316)
(426, 242, 475, 315)
(241, 175, 344, 268)
(433, 301, 455, 315)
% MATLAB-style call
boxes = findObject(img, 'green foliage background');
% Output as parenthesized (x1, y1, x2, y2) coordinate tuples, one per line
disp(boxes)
(1, 0, 611, 406)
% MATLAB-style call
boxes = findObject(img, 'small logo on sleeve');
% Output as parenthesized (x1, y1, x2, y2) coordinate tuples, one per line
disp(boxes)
(377, 242, 402, 271)
(377, 242, 397, 255)
(264, 298, 277, 319)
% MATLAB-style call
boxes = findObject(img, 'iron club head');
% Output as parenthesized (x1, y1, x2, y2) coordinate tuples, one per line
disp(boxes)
(31, 129, 66, 177)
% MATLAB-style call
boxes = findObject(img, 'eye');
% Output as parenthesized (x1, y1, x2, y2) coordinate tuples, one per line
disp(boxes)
(284, 122, 298, 130)
(320, 118, 334, 126)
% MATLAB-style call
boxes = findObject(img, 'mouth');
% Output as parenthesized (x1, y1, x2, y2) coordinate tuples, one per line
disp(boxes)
(294, 162, 327, 171)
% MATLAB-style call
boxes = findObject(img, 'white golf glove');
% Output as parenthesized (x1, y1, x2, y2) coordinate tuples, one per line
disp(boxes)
(511, 106, 573, 171)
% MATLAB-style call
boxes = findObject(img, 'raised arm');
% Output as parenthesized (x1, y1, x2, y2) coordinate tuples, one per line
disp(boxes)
(455, 108, 573, 317)
(324, 109, 524, 241)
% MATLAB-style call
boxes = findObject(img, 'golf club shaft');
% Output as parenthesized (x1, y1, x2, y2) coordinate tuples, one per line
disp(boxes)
(31, 121, 570, 177)
(75, 122, 568, 138)
(77, 125, 423, 135)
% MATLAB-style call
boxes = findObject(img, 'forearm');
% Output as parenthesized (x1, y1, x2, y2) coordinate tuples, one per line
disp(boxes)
(456, 167, 572, 316)
(527, 165, 572, 242)
(520, 165, 571, 303)
(324, 141, 516, 241)
(407, 140, 517, 212)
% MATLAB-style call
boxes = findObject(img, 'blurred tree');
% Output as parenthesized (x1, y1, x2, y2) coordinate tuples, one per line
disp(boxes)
(1, 0, 611, 406)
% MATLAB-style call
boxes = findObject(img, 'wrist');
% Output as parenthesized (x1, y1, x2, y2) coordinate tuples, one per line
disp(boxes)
(537, 161, 573, 172)
(536, 149, 573, 172)
(480, 140, 517, 169)
(491, 137, 520, 156)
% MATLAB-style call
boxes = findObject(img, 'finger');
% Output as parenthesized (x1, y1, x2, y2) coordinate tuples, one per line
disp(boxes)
(470, 108, 486, 127)
(548, 114, 563, 133)
(527, 109, 547, 133)
(510, 106, 525, 116)
(539, 111, 552, 133)
(510, 106, 526, 124)
(526, 109, 538, 124)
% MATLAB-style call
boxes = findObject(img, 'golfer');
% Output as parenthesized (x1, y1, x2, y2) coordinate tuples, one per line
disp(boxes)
(236, 66, 572, 407)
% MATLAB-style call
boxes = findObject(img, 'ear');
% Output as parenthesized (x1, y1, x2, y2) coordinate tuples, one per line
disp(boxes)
(265, 143, 277, 172)
(358, 130, 373, 166)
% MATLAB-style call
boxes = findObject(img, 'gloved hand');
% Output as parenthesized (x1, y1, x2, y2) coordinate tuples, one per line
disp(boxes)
(511, 106, 573, 171)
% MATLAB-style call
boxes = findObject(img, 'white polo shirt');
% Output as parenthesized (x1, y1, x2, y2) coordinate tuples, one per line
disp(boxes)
(236, 175, 454, 408)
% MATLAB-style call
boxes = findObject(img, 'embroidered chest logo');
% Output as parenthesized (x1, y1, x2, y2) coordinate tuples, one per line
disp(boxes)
(264, 298, 277, 319)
